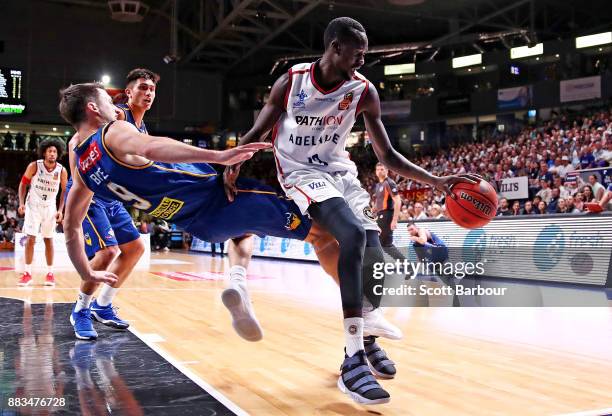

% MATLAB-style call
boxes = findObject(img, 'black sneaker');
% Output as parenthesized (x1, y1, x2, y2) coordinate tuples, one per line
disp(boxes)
(337, 350, 391, 405)
(364, 336, 396, 379)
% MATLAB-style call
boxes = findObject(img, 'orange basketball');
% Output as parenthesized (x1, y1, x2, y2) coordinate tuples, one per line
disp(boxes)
(446, 179, 498, 229)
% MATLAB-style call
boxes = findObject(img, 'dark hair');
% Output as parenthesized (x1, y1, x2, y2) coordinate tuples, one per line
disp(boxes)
(38, 137, 65, 159)
(58, 82, 105, 126)
(126, 68, 160, 86)
(323, 17, 366, 50)
(113, 92, 128, 104)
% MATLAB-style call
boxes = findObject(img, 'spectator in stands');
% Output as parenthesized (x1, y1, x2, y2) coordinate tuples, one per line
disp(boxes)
(587, 175, 606, 202)
(581, 185, 596, 203)
(578, 145, 595, 168)
(3, 131, 13, 150)
(429, 204, 444, 219)
(511, 200, 521, 215)
(550, 155, 574, 178)
(398, 205, 411, 221)
(28, 131, 39, 151)
(538, 161, 553, 185)
(556, 198, 569, 214)
(536, 180, 552, 204)
(414, 202, 427, 220)
(572, 193, 585, 213)
(2, 217, 19, 243)
(547, 188, 561, 213)
(496, 198, 512, 216)
(521, 200, 536, 215)
(537, 201, 548, 214)
(14, 132, 25, 150)
(554, 176, 570, 199)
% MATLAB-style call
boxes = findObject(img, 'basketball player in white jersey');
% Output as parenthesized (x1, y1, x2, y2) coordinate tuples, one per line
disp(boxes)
(17, 137, 68, 286)
(226, 17, 476, 404)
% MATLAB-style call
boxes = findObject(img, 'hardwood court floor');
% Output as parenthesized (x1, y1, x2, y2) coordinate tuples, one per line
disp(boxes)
(1, 251, 611, 416)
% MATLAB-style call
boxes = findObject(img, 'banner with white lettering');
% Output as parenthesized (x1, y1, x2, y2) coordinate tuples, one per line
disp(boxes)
(497, 176, 528, 199)
(560, 76, 601, 103)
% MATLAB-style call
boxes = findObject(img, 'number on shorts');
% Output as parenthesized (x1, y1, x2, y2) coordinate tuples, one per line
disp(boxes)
(107, 182, 151, 210)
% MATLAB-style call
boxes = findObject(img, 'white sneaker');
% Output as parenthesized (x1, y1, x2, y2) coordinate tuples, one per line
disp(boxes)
(221, 279, 263, 342)
(363, 307, 403, 340)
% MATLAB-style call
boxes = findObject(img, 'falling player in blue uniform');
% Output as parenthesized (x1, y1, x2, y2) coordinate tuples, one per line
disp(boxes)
(64, 69, 160, 340)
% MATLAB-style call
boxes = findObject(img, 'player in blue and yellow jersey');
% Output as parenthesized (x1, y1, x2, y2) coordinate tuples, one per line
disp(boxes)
(63, 69, 160, 340)
(115, 68, 155, 134)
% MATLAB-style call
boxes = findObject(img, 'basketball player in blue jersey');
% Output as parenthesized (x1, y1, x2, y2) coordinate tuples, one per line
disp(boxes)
(64, 69, 160, 340)
(115, 68, 156, 133)
(225, 17, 478, 404)
(407, 221, 449, 264)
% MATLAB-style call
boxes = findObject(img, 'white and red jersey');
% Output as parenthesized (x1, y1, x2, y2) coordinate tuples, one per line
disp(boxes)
(273, 62, 369, 180)
(27, 160, 63, 206)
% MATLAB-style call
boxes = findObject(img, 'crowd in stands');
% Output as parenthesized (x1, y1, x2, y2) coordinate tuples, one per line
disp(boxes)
(357, 108, 612, 220)
(0, 185, 21, 244)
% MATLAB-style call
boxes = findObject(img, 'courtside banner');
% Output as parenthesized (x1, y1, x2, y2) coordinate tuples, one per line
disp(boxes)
(497, 176, 529, 199)
(191, 235, 318, 261)
(391, 215, 612, 286)
(14, 232, 151, 270)
(560, 75, 601, 103)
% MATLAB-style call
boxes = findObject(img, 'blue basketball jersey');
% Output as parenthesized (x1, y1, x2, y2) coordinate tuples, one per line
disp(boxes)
(116, 104, 148, 133)
(74, 122, 218, 226)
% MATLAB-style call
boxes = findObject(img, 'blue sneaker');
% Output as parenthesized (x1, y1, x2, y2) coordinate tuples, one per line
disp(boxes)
(70, 307, 98, 340)
(90, 300, 129, 330)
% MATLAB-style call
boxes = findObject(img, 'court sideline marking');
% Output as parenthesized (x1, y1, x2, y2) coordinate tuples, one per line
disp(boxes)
(129, 326, 249, 416)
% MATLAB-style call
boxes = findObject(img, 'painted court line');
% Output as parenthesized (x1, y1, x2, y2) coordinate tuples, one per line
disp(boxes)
(554, 408, 612, 416)
(129, 326, 248, 416)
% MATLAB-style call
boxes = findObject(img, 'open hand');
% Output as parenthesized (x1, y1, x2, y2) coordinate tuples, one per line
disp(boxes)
(215, 143, 272, 166)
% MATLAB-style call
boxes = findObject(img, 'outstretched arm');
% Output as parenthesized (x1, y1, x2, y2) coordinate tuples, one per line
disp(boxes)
(360, 83, 477, 193)
(105, 120, 270, 166)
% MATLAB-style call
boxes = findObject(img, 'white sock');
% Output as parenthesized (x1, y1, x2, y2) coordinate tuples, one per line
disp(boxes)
(229, 265, 247, 287)
(47, 264, 53, 274)
(344, 317, 365, 357)
(75, 292, 93, 312)
(24, 263, 32, 275)
(97, 284, 118, 307)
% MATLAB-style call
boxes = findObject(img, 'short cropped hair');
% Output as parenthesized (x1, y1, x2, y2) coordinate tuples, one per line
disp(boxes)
(323, 17, 366, 50)
(126, 68, 160, 86)
(58, 82, 105, 126)
(38, 137, 65, 159)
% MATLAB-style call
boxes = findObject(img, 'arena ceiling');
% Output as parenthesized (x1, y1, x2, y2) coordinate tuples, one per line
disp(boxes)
(42, 0, 612, 75)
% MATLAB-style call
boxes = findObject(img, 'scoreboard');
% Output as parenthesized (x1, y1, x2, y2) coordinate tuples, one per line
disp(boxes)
(0, 67, 25, 115)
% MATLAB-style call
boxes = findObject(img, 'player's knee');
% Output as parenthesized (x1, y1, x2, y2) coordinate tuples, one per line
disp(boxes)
(97, 246, 119, 267)
(340, 224, 366, 254)
(127, 238, 145, 258)
(27, 235, 36, 244)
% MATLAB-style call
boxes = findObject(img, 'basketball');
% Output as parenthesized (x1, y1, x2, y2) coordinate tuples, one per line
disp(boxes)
(446, 179, 498, 229)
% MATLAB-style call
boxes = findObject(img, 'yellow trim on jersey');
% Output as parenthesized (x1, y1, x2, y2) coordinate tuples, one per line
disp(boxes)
(85, 214, 106, 249)
(236, 188, 277, 195)
(151, 164, 216, 178)
(101, 123, 154, 170)
(76, 129, 100, 149)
